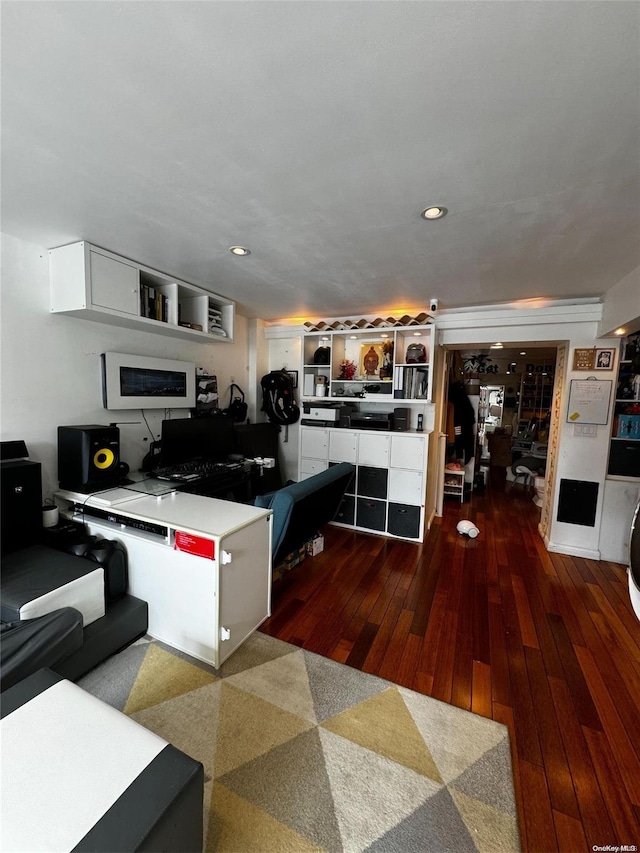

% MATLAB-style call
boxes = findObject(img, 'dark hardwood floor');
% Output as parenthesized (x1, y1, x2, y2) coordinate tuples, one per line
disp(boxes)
(261, 472, 640, 852)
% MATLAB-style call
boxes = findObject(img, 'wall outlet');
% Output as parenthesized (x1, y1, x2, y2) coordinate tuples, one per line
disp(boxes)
(574, 423, 597, 437)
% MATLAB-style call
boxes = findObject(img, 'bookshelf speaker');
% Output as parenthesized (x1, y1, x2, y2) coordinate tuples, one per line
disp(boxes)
(393, 408, 410, 431)
(58, 425, 121, 492)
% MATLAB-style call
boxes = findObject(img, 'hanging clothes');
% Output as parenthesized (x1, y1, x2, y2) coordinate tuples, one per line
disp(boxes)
(448, 382, 476, 464)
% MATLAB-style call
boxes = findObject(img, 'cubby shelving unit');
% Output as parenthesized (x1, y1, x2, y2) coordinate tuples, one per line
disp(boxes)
(608, 332, 640, 478)
(301, 325, 434, 403)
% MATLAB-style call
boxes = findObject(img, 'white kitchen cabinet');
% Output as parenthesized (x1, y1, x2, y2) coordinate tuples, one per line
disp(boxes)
(50, 241, 234, 344)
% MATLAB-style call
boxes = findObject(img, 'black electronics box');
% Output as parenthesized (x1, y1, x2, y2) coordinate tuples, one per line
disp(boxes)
(350, 412, 394, 431)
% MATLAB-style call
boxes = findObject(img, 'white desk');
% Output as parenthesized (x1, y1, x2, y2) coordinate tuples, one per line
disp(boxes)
(56, 487, 273, 668)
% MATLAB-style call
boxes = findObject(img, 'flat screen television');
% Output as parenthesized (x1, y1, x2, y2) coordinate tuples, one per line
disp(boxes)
(101, 352, 196, 410)
(160, 417, 235, 466)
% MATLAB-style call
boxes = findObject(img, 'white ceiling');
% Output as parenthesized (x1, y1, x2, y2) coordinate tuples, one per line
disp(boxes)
(2, 1, 639, 321)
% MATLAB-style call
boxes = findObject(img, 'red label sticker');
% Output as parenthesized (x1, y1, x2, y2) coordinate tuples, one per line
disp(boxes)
(174, 531, 215, 560)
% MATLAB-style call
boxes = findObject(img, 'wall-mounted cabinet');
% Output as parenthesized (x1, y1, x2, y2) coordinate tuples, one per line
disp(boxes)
(608, 333, 640, 479)
(301, 326, 434, 403)
(50, 242, 234, 344)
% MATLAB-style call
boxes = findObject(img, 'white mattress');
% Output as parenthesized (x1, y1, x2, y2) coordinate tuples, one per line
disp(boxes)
(18, 568, 105, 627)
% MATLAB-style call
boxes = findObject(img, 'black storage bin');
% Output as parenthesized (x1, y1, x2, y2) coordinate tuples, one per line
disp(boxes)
(387, 502, 421, 539)
(356, 497, 386, 531)
(608, 440, 640, 477)
(356, 466, 388, 499)
(334, 494, 355, 526)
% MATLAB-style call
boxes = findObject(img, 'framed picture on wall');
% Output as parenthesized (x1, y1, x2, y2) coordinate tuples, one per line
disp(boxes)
(594, 348, 615, 370)
(573, 348, 596, 370)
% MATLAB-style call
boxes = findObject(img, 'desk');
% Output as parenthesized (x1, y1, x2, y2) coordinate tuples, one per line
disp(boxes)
(56, 488, 272, 668)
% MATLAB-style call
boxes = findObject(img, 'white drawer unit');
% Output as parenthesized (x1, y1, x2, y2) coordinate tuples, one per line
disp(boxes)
(300, 427, 329, 460)
(357, 432, 390, 467)
(390, 434, 426, 471)
(300, 458, 329, 478)
(329, 430, 358, 463)
(388, 469, 424, 506)
(299, 426, 430, 542)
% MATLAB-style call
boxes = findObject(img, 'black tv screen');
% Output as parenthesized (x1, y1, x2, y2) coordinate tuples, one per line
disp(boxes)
(160, 417, 235, 466)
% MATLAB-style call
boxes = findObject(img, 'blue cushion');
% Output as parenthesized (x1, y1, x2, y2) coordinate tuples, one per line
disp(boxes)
(254, 463, 354, 561)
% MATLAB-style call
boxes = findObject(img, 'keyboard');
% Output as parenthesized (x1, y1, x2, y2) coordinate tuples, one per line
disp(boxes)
(150, 459, 244, 482)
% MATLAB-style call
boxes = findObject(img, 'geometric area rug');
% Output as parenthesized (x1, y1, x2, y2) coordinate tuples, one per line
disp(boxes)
(79, 632, 521, 852)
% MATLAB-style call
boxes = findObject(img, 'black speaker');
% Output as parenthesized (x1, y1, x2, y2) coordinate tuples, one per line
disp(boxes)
(393, 407, 410, 431)
(58, 425, 121, 492)
(1, 458, 43, 555)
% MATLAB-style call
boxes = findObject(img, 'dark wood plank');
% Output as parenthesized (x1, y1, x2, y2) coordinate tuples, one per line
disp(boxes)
(574, 644, 640, 807)
(519, 759, 558, 852)
(547, 613, 603, 732)
(523, 647, 580, 819)
(553, 810, 588, 853)
(548, 676, 615, 845)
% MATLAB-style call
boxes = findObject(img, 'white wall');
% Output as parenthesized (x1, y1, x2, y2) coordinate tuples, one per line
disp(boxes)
(0, 233, 251, 501)
(268, 336, 302, 482)
(600, 265, 640, 337)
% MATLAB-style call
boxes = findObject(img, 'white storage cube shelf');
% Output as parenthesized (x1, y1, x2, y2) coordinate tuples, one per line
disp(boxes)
(50, 242, 234, 344)
(301, 326, 434, 404)
(299, 426, 429, 542)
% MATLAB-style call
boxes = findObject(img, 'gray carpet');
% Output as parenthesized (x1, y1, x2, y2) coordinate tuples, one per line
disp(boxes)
(80, 632, 521, 852)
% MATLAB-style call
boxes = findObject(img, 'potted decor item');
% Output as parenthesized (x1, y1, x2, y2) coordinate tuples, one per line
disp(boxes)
(338, 360, 357, 380)
(379, 340, 394, 379)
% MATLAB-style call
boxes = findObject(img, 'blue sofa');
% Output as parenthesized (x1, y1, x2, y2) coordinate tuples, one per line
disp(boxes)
(254, 462, 355, 566)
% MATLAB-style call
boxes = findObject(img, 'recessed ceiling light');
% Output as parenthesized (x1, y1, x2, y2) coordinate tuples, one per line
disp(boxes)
(420, 206, 447, 220)
(229, 246, 250, 256)
(615, 328, 626, 335)
(520, 351, 527, 355)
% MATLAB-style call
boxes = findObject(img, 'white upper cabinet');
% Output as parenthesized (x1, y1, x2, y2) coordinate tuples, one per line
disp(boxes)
(50, 241, 234, 344)
(89, 249, 139, 315)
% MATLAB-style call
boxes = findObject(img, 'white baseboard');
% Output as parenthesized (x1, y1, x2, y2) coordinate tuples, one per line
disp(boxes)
(545, 540, 601, 560)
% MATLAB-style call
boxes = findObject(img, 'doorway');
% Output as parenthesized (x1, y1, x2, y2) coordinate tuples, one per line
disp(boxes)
(440, 345, 559, 509)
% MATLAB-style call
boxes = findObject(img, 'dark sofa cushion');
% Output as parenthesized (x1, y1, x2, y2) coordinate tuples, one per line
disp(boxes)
(0, 608, 83, 692)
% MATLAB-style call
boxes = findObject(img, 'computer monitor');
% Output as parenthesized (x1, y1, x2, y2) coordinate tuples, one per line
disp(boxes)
(160, 417, 235, 466)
